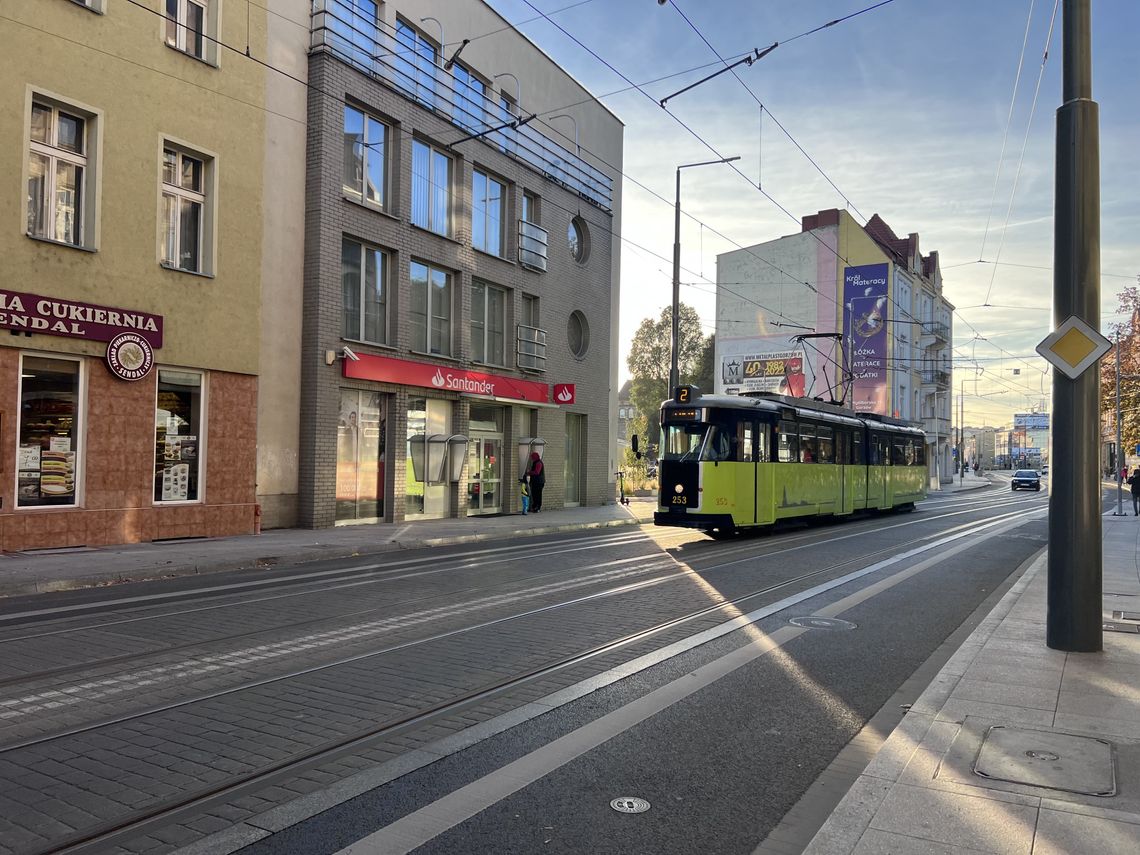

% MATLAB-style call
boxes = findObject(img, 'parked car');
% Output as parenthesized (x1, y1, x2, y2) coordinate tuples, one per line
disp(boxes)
(1011, 469, 1041, 491)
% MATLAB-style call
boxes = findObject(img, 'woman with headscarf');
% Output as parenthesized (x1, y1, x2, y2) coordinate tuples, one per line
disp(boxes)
(525, 451, 546, 512)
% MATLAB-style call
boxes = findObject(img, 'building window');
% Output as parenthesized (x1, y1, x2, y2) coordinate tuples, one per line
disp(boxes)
(342, 238, 387, 344)
(411, 140, 451, 236)
(343, 105, 386, 207)
(517, 294, 545, 371)
(395, 20, 436, 108)
(522, 191, 538, 225)
(161, 145, 208, 273)
(337, 390, 386, 523)
(155, 370, 204, 502)
(165, 0, 212, 62)
(27, 101, 88, 246)
(472, 170, 505, 256)
(568, 310, 590, 358)
(471, 281, 506, 366)
(410, 260, 451, 356)
(568, 216, 589, 263)
(452, 63, 485, 133)
(17, 355, 82, 508)
(498, 94, 518, 155)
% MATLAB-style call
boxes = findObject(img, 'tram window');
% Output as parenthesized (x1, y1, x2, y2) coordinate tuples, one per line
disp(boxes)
(703, 425, 732, 462)
(891, 437, 907, 466)
(778, 420, 798, 463)
(817, 425, 834, 464)
(837, 430, 850, 465)
(663, 423, 705, 460)
(738, 422, 754, 462)
(757, 423, 770, 462)
(914, 439, 925, 466)
(854, 433, 865, 465)
(869, 434, 881, 465)
(800, 425, 818, 464)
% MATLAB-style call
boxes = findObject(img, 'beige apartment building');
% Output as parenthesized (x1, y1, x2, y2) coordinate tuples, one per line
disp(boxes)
(0, 0, 306, 549)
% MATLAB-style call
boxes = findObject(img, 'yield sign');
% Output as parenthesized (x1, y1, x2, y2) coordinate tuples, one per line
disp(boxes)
(1035, 315, 1112, 380)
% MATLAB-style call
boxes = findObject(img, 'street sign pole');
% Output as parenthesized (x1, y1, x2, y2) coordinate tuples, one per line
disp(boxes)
(1048, 0, 1102, 652)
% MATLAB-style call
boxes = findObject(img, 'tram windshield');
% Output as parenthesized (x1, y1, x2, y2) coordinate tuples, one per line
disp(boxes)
(662, 422, 731, 462)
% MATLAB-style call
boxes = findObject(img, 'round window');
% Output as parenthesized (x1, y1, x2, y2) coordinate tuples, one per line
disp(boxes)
(568, 310, 590, 359)
(568, 217, 589, 263)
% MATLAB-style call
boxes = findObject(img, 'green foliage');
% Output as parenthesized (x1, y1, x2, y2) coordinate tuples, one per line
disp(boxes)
(627, 304, 709, 444)
(1101, 285, 1140, 459)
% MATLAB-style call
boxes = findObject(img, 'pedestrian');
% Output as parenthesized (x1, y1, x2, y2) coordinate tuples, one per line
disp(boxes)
(520, 479, 530, 515)
(1129, 469, 1140, 516)
(525, 450, 546, 512)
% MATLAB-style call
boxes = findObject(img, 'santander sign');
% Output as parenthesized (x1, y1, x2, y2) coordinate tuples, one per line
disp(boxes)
(344, 352, 551, 404)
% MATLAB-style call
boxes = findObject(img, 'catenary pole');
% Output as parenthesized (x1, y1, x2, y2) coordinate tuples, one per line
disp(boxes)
(1116, 335, 1124, 515)
(1048, 0, 1101, 652)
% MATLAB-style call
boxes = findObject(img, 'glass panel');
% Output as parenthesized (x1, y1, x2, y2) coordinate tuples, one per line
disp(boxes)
(405, 397, 427, 515)
(154, 371, 202, 502)
(363, 246, 385, 344)
(471, 283, 485, 363)
(162, 149, 178, 186)
(342, 105, 364, 197)
(469, 405, 503, 432)
(179, 197, 200, 271)
(180, 154, 202, 192)
(166, 0, 179, 45)
(521, 192, 531, 224)
(341, 239, 361, 339)
(30, 104, 50, 144)
(429, 267, 450, 356)
(480, 437, 501, 511)
(54, 160, 80, 245)
(472, 172, 486, 251)
(26, 153, 48, 237)
(336, 390, 386, 522)
(365, 117, 385, 206)
(409, 261, 428, 351)
(777, 420, 798, 463)
(430, 150, 449, 235)
(467, 434, 481, 510)
(162, 193, 177, 265)
(56, 112, 84, 154)
(19, 357, 81, 508)
(488, 286, 505, 365)
(568, 220, 580, 260)
(410, 141, 429, 228)
(188, 1, 205, 57)
(487, 178, 502, 256)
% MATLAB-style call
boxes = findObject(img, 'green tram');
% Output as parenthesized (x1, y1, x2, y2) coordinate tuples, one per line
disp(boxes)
(653, 387, 927, 537)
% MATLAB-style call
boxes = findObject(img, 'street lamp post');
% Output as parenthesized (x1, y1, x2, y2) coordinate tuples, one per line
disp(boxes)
(670, 157, 739, 393)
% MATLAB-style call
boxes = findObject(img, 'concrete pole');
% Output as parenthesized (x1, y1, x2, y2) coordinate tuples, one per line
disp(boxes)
(1048, 0, 1101, 652)
(1116, 335, 1124, 515)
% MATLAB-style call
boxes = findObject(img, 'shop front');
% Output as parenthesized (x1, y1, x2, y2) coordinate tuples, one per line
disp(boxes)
(342, 353, 552, 521)
(0, 291, 257, 551)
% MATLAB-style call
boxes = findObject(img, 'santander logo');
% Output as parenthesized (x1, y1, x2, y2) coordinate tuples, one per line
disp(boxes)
(554, 383, 575, 404)
(431, 368, 446, 388)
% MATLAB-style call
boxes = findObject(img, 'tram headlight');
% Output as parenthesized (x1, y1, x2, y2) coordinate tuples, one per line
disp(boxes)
(674, 484, 683, 494)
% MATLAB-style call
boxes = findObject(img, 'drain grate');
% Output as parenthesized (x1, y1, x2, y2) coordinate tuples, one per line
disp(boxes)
(610, 797, 650, 814)
(789, 616, 857, 630)
(974, 725, 1116, 796)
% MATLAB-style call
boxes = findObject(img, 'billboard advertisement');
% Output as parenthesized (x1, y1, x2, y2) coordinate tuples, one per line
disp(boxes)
(721, 349, 807, 397)
(842, 263, 890, 414)
(1013, 413, 1049, 431)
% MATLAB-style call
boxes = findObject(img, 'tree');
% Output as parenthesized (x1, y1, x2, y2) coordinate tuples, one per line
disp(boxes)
(691, 333, 715, 394)
(1099, 284, 1140, 471)
(627, 304, 707, 449)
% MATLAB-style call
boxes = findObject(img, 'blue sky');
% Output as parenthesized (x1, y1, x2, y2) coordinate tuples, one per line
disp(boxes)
(485, 0, 1139, 424)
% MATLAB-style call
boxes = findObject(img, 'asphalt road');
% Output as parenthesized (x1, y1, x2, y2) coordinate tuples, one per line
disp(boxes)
(0, 477, 1052, 855)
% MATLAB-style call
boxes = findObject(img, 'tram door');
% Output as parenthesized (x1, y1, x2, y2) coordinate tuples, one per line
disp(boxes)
(868, 431, 889, 508)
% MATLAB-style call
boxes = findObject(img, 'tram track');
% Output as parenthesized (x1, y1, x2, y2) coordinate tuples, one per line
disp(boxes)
(0, 496, 1045, 698)
(4, 506, 1048, 855)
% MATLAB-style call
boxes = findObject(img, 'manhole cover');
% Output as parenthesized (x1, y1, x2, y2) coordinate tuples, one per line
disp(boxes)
(610, 797, 650, 814)
(974, 726, 1116, 796)
(789, 616, 857, 630)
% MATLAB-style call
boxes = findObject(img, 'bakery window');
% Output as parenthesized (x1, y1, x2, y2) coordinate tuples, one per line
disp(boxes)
(17, 355, 83, 508)
(154, 369, 204, 503)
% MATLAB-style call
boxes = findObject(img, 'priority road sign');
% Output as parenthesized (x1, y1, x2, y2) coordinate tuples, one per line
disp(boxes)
(1035, 315, 1112, 380)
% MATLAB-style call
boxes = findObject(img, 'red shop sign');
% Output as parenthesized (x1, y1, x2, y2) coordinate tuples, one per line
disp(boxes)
(343, 353, 550, 404)
(0, 289, 163, 348)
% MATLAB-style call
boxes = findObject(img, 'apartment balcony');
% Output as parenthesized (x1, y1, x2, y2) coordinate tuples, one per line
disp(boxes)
(519, 220, 548, 272)
(311, 1, 614, 212)
(922, 369, 951, 389)
(920, 321, 950, 346)
(517, 324, 547, 372)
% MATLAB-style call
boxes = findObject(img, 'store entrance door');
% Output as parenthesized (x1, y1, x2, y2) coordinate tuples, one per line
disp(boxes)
(467, 434, 503, 514)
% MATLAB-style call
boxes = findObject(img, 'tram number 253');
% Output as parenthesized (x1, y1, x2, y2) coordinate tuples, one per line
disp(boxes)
(671, 495, 686, 505)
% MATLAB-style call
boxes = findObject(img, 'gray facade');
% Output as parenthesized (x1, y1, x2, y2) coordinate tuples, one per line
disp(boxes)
(299, 2, 623, 527)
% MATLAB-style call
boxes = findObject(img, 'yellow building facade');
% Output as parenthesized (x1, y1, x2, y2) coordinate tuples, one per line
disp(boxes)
(0, 0, 280, 549)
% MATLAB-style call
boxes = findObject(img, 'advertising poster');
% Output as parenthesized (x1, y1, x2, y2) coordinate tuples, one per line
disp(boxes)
(843, 263, 890, 414)
(721, 349, 808, 397)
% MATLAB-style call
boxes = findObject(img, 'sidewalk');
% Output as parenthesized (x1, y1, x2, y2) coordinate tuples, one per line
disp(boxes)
(806, 511, 1140, 854)
(0, 500, 653, 598)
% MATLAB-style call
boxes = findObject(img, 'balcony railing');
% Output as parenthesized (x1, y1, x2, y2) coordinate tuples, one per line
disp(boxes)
(921, 321, 950, 342)
(517, 324, 547, 372)
(311, 1, 614, 212)
(519, 220, 548, 272)
(922, 369, 951, 388)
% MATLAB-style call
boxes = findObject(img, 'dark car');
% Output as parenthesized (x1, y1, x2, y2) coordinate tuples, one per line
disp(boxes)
(1011, 469, 1041, 491)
